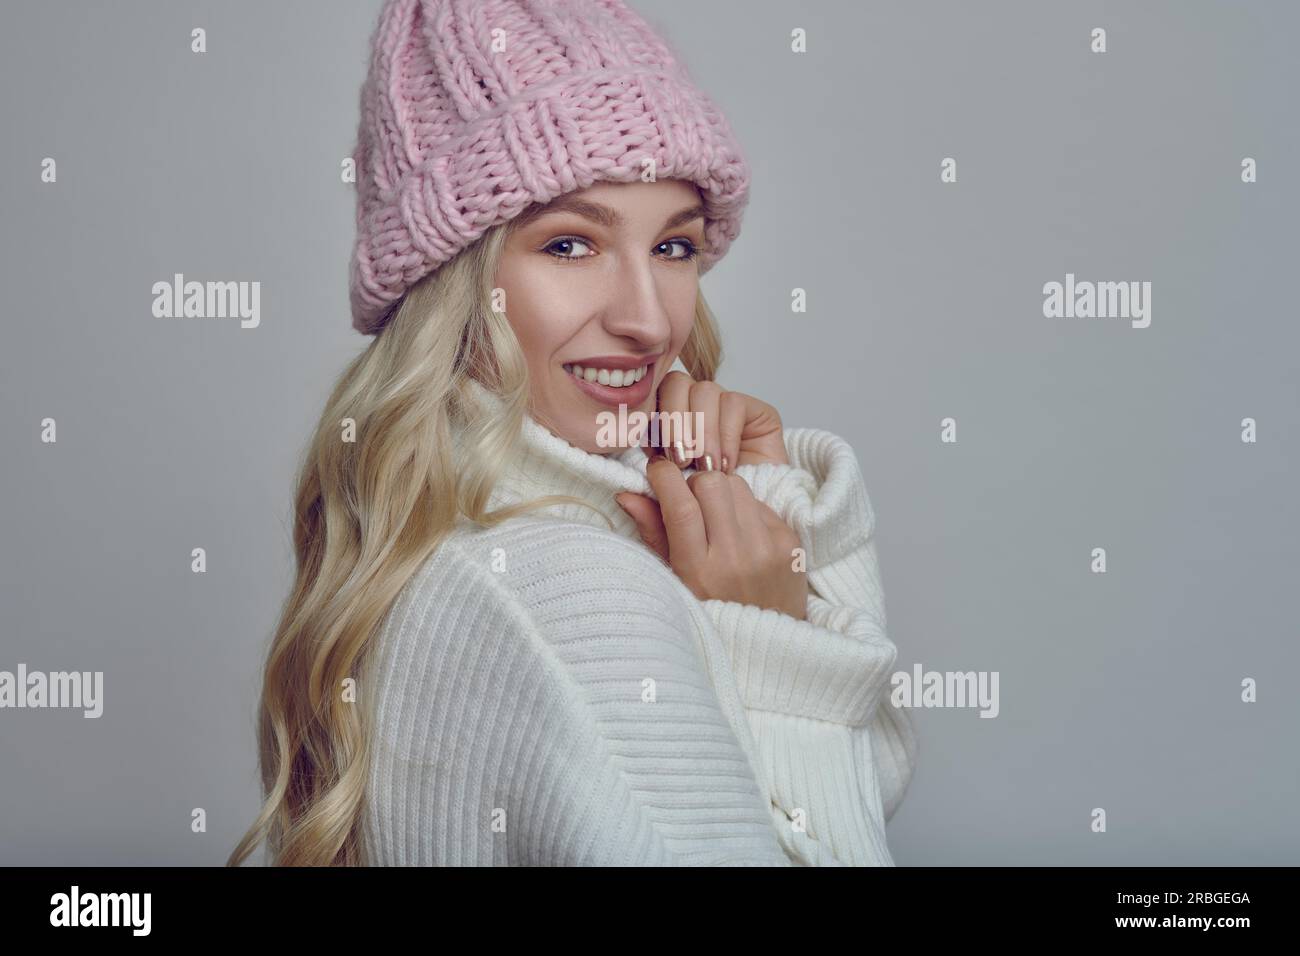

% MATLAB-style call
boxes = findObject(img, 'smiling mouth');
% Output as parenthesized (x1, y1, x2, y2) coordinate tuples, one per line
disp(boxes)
(561, 362, 651, 388)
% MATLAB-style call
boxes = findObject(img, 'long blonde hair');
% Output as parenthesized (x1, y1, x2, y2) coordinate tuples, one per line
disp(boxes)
(227, 215, 724, 866)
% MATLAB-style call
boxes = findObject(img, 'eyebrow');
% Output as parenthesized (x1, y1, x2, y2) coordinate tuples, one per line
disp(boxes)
(515, 196, 706, 232)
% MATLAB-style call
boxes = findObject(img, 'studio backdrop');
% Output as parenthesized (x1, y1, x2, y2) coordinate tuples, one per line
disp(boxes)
(1, 0, 1297, 865)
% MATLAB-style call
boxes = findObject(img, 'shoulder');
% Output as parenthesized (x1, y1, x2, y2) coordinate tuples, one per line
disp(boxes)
(363, 521, 672, 865)
(376, 516, 704, 682)
(440, 515, 700, 630)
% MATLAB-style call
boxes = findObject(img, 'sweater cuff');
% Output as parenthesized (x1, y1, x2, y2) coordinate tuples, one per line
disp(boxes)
(733, 427, 876, 570)
(702, 597, 897, 727)
(732, 428, 885, 623)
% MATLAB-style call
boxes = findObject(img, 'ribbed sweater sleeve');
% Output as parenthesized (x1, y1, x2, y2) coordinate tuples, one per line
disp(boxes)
(700, 427, 918, 865)
(362, 522, 797, 866)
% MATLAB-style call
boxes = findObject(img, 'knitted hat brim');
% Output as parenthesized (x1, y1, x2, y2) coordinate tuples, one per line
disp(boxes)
(349, 67, 750, 335)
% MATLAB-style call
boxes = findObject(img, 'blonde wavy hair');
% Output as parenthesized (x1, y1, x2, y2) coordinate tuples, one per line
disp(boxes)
(227, 212, 724, 866)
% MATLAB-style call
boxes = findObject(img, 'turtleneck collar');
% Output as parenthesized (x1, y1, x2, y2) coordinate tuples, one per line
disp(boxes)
(460, 376, 662, 536)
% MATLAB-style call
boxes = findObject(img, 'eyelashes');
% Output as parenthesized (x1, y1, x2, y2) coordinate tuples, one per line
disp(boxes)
(542, 236, 700, 264)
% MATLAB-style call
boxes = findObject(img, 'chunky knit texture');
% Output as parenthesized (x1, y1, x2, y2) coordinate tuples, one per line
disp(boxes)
(360, 380, 918, 865)
(349, 0, 752, 334)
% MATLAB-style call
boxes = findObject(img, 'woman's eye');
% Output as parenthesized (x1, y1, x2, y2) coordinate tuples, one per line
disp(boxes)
(543, 237, 593, 260)
(544, 236, 699, 263)
(657, 239, 699, 261)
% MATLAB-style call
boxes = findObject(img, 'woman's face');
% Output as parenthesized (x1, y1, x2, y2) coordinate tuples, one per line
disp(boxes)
(495, 178, 706, 454)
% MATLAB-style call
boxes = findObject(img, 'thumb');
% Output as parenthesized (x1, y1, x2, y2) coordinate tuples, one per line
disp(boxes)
(615, 492, 670, 564)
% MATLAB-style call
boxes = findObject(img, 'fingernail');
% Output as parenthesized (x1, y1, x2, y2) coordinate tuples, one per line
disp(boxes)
(674, 440, 686, 466)
(702, 454, 715, 472)
(721, 454, 729, 472)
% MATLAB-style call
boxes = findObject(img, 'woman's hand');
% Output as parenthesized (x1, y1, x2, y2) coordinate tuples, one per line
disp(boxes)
(616, 455, 809, 621)
(651, 371, 788, 472)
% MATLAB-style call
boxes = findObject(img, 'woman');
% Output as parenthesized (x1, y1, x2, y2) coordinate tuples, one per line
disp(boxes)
(228, 0, 916, 867)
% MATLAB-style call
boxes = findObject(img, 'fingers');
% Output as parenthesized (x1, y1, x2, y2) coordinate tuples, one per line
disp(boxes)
(656, 371, 694, 460)
(654, 372, 785, 474)
(726, 472, 769, 543)
(614, 491, 669, 564)
(641, 455, 743, 566)
(656, 372, 722, 471)
(657, 369, 694, 412)
(633, 459, 803, 613)
(642, 455, 707, 571)
(685, 469, 739, 551)
(717, 390, 747, 475)
(685, 380, 722, 469)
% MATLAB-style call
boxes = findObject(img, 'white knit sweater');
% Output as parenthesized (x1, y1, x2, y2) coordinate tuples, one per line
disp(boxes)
(360, 379, 917, 866)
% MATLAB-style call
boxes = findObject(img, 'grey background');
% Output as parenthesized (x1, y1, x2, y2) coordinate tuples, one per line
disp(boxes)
(2, 0, 1296, 865)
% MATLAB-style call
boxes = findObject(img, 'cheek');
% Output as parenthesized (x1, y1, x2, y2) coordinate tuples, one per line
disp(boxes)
(667, 288, 698, 351)
(499, 267, 590, 366)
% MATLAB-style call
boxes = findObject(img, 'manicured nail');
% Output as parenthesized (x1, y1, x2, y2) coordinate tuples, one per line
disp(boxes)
(720, 455, 729, 472)
(673, 440, 686, 466)
(702, 454, 715, 472)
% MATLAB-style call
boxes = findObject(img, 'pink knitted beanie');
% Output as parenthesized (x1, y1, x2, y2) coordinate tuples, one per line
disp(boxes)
(348, 0, 752, 335)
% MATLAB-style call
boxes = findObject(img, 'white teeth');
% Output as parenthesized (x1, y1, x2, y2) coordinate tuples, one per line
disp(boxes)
(562, 363, 650, 388)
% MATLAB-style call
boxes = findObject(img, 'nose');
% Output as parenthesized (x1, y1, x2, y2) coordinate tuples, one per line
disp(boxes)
(599, 254, 674, 349)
